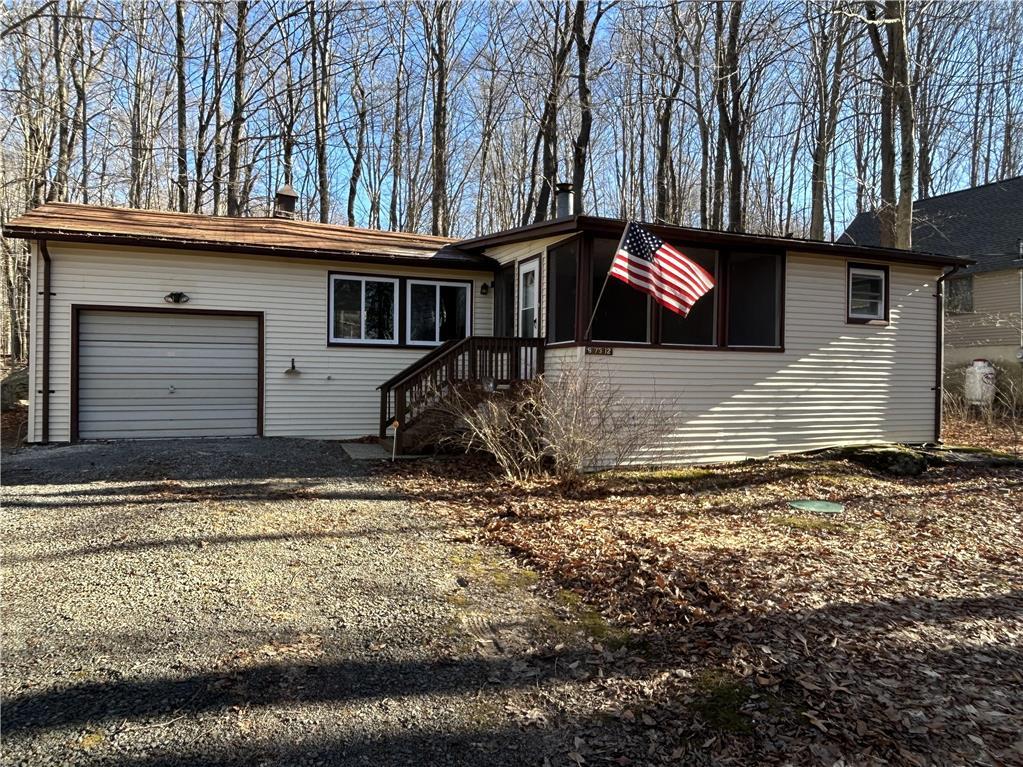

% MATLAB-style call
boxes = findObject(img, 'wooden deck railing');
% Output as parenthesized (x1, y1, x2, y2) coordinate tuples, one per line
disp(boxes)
(378, 336, 545, 450)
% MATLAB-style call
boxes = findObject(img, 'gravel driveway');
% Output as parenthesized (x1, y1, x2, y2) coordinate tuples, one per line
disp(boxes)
(1, 439, 577, 766)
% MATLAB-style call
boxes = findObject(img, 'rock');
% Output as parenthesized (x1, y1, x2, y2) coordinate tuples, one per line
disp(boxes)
(836, 445, 929, 476)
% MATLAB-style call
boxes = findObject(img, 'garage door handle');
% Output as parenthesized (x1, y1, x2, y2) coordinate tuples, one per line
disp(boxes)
(168, 385, 176, 394)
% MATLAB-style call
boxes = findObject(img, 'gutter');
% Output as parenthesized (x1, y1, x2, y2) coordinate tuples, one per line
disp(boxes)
(933, 264, 961, 444)
(38, 240, 51, 443)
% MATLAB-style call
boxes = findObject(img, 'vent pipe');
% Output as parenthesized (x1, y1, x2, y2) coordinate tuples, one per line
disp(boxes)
(555, 182, 574, 219)
(273, 184, 298, 219)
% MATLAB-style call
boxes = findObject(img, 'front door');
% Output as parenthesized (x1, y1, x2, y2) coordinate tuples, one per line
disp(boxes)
(518, 259, 539, 338)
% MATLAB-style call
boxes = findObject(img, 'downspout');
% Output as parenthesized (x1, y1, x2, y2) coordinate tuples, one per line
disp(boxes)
(39, 240, 51, 443)
(933, 264, 961, 444)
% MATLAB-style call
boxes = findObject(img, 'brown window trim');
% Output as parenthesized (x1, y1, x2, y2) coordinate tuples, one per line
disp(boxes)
(70, 304, 265, 443)
(846, 261, 890, 325)
(326, 270, 474, 348)
(574, 234, 786, 352)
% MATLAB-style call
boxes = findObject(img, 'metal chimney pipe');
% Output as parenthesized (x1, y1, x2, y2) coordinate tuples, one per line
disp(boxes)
(555, 182, 574, 219)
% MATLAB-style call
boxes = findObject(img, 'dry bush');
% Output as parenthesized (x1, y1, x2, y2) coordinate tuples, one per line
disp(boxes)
(943, 362, 1023, 454)
(441, 365, 683, 482)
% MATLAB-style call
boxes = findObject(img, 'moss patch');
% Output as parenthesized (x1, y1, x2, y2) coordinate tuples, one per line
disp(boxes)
(770, 514, 846, 533)
(447, 551, 540, 592)
(553, 589, 632, 649)
(691, 669, 753, 733)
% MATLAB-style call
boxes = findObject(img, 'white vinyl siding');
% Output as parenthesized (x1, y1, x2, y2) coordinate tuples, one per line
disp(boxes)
(543, 253, 940, 466)
(28, 243, 493, 443)
(78, 311, 258, 438)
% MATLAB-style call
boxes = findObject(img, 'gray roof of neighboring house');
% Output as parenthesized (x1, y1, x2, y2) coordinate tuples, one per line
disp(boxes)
(840, 176, 1023, 274)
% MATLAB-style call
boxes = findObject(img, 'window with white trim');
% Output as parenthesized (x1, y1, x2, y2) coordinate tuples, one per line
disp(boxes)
(329, 274, 398, 343)
(847, 264, 887, 322)
(407, 280, 471, 345)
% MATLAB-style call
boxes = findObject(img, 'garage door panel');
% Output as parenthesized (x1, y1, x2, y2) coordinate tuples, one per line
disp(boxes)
(78, 310, 259, 439)
(79, 341, 257, 360)
(81, 364, 257, 380)
(80, 423, 258, 439)
(81, 313, 258, 341)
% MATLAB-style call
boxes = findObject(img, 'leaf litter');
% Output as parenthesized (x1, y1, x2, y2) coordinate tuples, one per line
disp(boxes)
(388, 451, 1023, 765)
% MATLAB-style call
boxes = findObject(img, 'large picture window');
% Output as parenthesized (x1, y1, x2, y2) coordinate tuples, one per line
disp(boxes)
(727, 252, 782, 347)
(329, 274, 398, 344)
(589, 236, 650, 343)
(661, 247, 717, 346)
(547, 239, 578, 343)
(407, 280, 471, 345)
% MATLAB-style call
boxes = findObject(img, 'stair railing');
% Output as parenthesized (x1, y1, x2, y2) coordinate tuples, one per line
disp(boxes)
(378, 336, 545, 451)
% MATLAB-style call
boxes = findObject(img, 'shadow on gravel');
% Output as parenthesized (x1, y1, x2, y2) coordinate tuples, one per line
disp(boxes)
(4, 485, 405, 509)
(1, 652, 582, 738)
(89, 726, 565, 767)
(1, 438, 365, 487)
(5, 522, 459, 564)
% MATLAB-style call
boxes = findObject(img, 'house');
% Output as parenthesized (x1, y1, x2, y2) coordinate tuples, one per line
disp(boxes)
(842, 176, 1023, 368)
(3, 187, 972, 465)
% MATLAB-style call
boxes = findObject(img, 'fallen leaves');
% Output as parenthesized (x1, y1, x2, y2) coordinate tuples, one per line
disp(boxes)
(391, 449, 1023, 765)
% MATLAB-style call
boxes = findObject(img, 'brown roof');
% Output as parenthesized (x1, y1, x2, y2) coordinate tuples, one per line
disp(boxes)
(2, 202, 492, 269)
(458, 214, 976, 268)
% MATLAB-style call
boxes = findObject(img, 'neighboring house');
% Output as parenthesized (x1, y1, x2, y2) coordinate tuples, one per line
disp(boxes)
(842, 176, 1023, 368)
(3, 188, 971, 464)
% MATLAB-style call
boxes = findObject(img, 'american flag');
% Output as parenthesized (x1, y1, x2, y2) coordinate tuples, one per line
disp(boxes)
(610, 222, 716, 317)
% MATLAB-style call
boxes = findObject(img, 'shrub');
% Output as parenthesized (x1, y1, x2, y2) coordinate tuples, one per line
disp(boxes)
(441, 365, 683, 482)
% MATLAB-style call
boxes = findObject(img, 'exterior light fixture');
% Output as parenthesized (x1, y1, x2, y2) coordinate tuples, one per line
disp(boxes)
(164, 292, 190, 304)
(480, 280, 494, 296)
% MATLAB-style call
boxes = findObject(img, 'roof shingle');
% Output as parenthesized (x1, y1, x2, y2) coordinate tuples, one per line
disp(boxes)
(2, 202, 491, 269)
(840, 176, 1023, 274)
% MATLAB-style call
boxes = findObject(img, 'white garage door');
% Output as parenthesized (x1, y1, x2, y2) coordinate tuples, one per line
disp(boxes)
(78, 310, 259, 439)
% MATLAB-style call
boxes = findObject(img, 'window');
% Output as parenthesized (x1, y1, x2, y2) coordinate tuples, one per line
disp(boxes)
(727, 252, 783, 346)
(407, 280, 471, 345)
(589, 237, 650, 343)
(547, 240, 578, 343)
(847, 263, 888, 323)
(661, 247, 717, 346)
(946, 275, 973, 314)
(329, 274, 398, 344)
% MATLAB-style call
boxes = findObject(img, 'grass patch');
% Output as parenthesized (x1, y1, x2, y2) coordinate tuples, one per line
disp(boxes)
(448, 551, 540, 592)
(554, 589, 632, 649)
(604, 466, 719, 485)
(444, 592, 470, 607)
(770, 514, 846, 533)
(490, 567, 540, 590)
(691, 669, 753, 733)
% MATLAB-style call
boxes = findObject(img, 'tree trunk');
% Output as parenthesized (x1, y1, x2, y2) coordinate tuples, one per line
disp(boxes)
(226, 0, 248, 217)
(175, 0, 188, 212)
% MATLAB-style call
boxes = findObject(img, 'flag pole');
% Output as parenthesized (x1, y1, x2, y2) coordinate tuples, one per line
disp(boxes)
(583, 222, 631, 342)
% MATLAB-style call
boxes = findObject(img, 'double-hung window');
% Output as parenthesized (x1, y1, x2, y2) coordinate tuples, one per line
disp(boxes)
(407, 280, 471, 345)
(329, 274, 398, 344)
(847, 263, 888, 323)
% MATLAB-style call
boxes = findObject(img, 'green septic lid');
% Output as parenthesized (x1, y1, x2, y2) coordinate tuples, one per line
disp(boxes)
(788, 499, 845, 514)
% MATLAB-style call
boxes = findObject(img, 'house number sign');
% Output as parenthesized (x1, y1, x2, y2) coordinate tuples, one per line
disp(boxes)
(585, 345, 613, 356)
